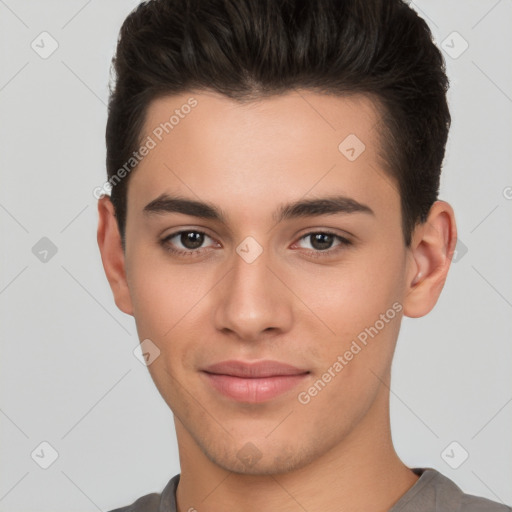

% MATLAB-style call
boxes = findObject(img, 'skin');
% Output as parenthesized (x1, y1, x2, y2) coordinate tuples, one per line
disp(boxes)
(97, 90, 457, 512)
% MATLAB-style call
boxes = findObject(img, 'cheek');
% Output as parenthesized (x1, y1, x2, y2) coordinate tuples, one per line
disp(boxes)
(293, 250, 403, 335)
(289, 244, 405, 388)
(126, 251, 217, 385)
(294, 276, 402, 422)
(127, 249, 211, 335)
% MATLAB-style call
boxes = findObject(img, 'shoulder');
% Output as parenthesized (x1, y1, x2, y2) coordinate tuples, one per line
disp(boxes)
(106, 474, 180, 512)
(396, 468, 512, 512)
(108, 492, 161, 512)
(434, 469, 510, 511)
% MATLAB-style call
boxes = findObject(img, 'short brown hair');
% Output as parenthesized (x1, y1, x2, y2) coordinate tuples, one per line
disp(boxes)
(105, 0, 450, 247)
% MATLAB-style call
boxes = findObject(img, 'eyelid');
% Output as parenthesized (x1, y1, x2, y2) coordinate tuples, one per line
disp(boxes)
(293, 225, 354, 242)
(160, 227, 353, 258)
(291, 230, 352, 256)
(161, 229, 219, 251)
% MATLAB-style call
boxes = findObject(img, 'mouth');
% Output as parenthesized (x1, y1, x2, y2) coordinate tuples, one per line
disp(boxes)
(201, 360, 310, 403)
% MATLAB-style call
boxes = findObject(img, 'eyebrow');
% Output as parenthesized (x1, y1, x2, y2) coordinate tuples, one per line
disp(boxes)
(143, 193, 374, 223)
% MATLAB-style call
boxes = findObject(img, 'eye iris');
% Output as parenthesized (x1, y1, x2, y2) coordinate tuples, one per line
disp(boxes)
(311, 233, 334, 250)
(181, 231, 204, 250)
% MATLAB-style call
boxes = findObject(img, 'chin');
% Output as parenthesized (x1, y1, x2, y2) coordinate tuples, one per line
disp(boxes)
(200, 435, 320, 476)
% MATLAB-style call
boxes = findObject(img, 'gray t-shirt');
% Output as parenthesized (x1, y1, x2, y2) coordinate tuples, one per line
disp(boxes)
(109, 467, 511, 512)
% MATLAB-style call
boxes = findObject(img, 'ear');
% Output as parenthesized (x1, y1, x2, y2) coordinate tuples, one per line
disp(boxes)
(96, 196, 134, 316)
(403, 200, 457, 318)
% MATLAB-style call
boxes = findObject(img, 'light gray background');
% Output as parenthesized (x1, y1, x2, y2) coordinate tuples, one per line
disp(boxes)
(1, 1, 511, 510)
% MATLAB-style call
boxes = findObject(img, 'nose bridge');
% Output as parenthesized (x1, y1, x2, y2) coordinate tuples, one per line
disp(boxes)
(213, 238, 292, 339)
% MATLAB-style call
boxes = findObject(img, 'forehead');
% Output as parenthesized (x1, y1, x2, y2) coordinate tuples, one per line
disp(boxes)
(127, 89, 398, 225)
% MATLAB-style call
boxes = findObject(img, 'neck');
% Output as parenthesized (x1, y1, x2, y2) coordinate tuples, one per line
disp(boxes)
(174, 383, 419, 512)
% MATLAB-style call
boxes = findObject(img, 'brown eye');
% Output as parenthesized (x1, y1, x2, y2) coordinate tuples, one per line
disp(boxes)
(161, 230, 216, 256)
(295, 231, 352, 258)
(309, 233, 336, 250)
(178, 231, 205, 250)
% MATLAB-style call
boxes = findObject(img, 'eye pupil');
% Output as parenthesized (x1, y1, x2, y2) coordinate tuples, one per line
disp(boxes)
(181, 231, 204, 249)
(311, 233, 334, 250)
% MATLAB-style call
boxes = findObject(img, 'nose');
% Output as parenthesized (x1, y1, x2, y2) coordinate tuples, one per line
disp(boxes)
(212, 242, 294, 343)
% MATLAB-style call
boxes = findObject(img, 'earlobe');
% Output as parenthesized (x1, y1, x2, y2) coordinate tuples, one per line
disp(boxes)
(403, 200, 457, 318)
(96, 196, 134, 316)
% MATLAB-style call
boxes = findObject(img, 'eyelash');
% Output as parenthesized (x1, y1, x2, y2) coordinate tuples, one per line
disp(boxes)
(160, 229, 352, 259)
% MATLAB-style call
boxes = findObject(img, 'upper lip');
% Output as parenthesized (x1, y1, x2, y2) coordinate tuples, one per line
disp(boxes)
(203, 360, 309, 378)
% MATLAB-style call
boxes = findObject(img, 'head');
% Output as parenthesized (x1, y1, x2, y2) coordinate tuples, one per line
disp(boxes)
(98, 0, 456, 475)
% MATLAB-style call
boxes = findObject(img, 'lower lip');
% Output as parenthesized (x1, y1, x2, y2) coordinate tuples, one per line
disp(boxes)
(202, 372, 308, 403)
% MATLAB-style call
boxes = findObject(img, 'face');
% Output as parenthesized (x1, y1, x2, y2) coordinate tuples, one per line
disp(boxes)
(103, 90, 425, 474)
